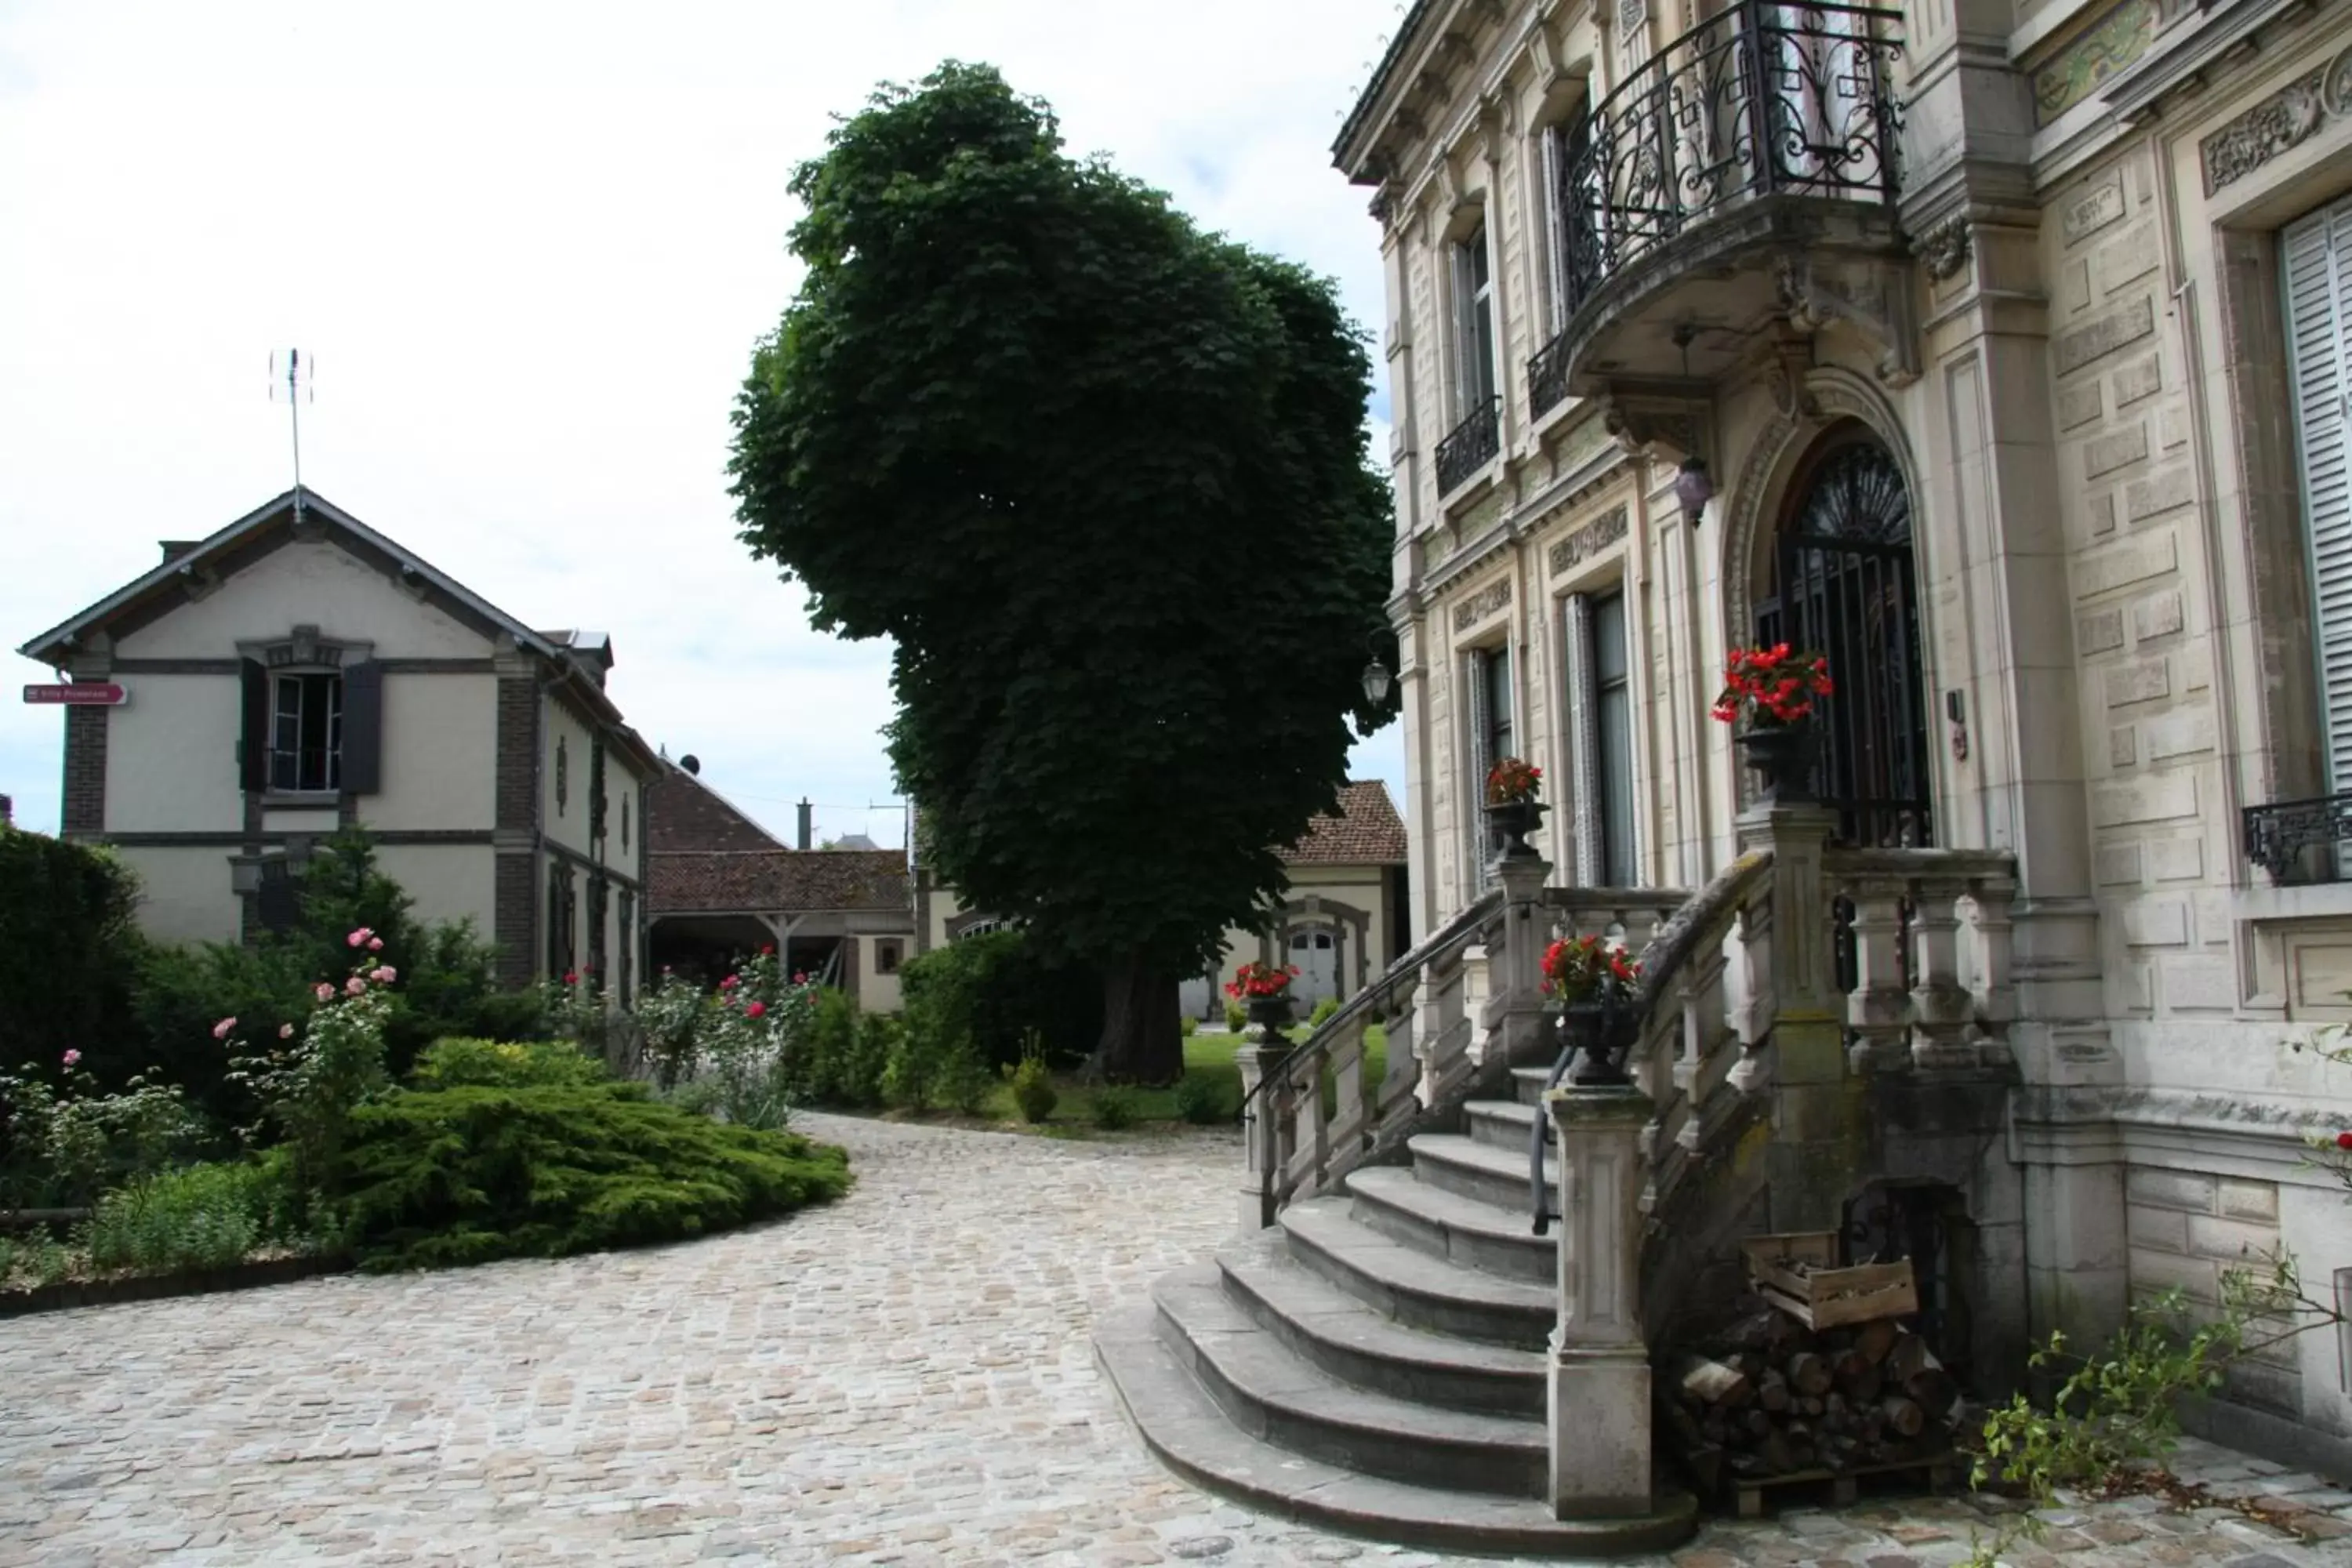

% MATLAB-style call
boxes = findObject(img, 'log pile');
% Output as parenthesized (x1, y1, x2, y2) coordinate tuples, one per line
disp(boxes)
(1659, 1297, 1965, 1492)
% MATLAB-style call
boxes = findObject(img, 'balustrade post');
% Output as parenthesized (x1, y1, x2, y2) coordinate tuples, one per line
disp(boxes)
(1907, 877, 1975, 1070)
(1966, 877, 2017, 1065)
(1490, 855, 1555, 1067)
(1544, 1083, 1658, 1519)
(1234, 1044, 1278, 1230)
(1845, 876, 1911, 1073)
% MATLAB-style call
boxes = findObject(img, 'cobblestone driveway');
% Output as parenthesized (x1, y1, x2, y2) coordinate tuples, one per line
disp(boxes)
(4, 1113, 2350, 1567)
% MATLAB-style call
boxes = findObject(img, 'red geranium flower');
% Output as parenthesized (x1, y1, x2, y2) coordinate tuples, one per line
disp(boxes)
(746, 1000, 767, 1019)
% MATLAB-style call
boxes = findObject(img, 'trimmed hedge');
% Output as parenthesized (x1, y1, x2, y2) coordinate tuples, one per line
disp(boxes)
(337, 1081, 850, 1271)
(0, 829, 142, 1081)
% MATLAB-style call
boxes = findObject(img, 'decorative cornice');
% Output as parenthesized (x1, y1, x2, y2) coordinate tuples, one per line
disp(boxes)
(1546, 505, 1629, 577)
(2030, 0, 2158, 129)
(2199, 51, 2352, 198)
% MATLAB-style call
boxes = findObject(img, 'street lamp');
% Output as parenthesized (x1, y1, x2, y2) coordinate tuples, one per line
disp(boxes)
(1361, 653, 1392, 706)
(1675, 457, 1715, 524)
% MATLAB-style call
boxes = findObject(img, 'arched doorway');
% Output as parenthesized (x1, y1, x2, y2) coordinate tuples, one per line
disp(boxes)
(1752, 430, 1932, 847)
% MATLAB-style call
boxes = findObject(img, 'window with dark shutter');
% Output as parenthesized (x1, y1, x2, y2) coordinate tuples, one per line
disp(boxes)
(339, 662, 383, 794)
(269, 672, 343, 792)
(239, 659, 270, 792)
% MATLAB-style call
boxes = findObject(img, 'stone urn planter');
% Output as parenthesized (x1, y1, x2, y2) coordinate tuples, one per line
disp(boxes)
(1737, 720, 1820, 806)
(1245, 993, 1294, 1039)
(1559, 1000, 1642, 1087)
(1484, 797, 1548, 859)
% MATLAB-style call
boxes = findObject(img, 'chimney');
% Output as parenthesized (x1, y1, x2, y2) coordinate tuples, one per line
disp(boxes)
(158, 541, 200, 564)
(797, 797, 813, 851)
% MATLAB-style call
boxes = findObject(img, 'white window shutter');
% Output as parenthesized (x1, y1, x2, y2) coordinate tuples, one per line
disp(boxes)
(2287, 199, 2352, 792)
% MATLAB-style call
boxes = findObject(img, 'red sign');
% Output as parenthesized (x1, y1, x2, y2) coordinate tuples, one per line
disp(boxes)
(22, 684, 126, 706)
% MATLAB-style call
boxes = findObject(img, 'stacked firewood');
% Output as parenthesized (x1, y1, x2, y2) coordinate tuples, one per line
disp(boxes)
(1659, 1301, 1964, 1489)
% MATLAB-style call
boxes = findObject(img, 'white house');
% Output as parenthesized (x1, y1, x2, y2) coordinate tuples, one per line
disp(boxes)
(16, 487, 660, 993)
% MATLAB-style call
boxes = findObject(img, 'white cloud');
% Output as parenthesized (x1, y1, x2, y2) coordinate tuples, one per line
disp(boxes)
(0, 0, 1402, 845)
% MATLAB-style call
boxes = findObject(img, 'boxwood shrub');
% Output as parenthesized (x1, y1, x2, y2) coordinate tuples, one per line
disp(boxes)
(337, 1080, 850, 1271)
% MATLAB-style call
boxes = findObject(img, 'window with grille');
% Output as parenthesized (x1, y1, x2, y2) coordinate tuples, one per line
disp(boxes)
(270, 672, 342, 793)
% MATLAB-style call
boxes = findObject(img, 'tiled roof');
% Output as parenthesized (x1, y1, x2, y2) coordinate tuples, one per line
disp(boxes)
(645, 763, 783, 854)
(648, 849, 909, 914)
(1281, 780, 1408, 866)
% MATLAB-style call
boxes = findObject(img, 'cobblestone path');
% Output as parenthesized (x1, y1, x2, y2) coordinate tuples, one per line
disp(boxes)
(3, 1113, 2350, 1566)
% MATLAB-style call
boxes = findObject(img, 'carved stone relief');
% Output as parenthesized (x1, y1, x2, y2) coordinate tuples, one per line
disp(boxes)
(2031, 0, 2158, 128)
(1452, 575, 1513, 633)
(1548, 506, 1631, 577)
(1773, 253, 1921, 388)
(2199, 56, 2348, 197)
(1915, 217, 1972, 282)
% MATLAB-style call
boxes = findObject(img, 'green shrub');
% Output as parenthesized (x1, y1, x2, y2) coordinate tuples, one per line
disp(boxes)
(0, 829, 144, 1100)
(1090, 1085, 1139, 1131)
(1007, 1057, 1058, 1123)
(336, 1080, 851, 1271)
(0, 1064, 205, 1210)
(882, 1029, 938, 1113)
(1174, 1072, 1231, 1126)
(1223, 1000, 1247, 1033)
(82, 1160, 287, 1275)
(798, 987, 859, 1103)
(837, 1013, 895, 1109)
(1308, 996, 1340, 1027)
(412, 1036, 604, 1091)
(938, 1044, 993, 1115)
(1179, 1015, 1199, 1038)
(898, 930, 1100, 1073)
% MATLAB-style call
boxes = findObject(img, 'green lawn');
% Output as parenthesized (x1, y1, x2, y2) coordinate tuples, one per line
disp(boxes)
(959, 1025, 1389, 1135)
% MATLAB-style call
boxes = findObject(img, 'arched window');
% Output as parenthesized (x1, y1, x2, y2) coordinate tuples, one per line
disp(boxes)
(1753, 430, 1931, 847)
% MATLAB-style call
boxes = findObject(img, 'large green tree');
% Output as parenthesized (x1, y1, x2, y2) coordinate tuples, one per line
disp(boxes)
(729, 63, 1393, 1081)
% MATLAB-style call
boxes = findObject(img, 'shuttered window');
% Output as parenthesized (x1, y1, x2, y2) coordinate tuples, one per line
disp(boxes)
(1592, 593, 1638, 887)
(2288, 197, 2352, 790)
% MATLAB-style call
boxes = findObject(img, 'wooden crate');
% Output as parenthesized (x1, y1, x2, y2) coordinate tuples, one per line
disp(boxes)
(1741, 1230, 1919, 1329)
(1728, 1450, 1955, 1518)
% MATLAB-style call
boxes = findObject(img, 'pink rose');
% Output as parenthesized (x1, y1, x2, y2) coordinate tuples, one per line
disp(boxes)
(212, 1017, 237, 1040)
(61, 1049, 80, 1067)
(372, 966, 397, 983)
(347, 927, 372, 949)
(746, 1000, 767, 1019)
(315, 983, 335, 1003)
(720, 975, 739, 991)
(345, 976, 367, 996)
(368, 937, 383, 952)
(278, 1022, 296, 1040)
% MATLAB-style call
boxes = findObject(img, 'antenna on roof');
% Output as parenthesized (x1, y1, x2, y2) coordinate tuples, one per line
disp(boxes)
(269, 350, 313, 526)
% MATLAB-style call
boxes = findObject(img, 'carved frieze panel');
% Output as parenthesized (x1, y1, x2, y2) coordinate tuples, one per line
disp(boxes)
(2198, 52, 2352, 197)
(2031, 0, 2158, 128)
(1452, 575, 1512, 633)
(1547, 506, 1630, 577)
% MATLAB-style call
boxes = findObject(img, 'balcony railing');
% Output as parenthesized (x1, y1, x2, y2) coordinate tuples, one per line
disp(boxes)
(1526, 0, 1904, 416)
(1434, 396, 1500, 495)
(2246, 792, 2352, 885)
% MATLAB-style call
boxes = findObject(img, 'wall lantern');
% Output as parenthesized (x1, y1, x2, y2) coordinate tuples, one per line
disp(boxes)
(1675, 457, 1715, 524)
(1361, 655, 1393, 706)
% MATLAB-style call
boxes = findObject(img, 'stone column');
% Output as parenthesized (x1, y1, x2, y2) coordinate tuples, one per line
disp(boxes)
(1490, 852, 1555, 1065)
(1544, 1083, 1653, 1518)
(1734, 800, 1859, 1232)
(1234, 1044, 1276, 1231)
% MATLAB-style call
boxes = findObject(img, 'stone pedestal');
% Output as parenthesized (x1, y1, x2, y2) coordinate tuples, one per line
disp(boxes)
(1234, 1044, 1276, 1231)
(1544, 1083, 1654, 1519)
(1489, 852, 1554, 1066)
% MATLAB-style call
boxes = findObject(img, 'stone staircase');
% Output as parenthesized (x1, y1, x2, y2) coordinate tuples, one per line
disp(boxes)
(1096, 1063, 1698, 1555)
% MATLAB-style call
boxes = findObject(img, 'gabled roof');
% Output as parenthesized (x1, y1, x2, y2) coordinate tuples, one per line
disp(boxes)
(16, 488, 562, 669)
(648, 848, 910, 916)
(645, 758, 785, 854)
(1281, 780, 1409, 866)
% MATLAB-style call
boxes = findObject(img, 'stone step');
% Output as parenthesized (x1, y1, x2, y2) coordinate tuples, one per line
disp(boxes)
(1152, 1265, 1547, 1496)
(1095, 1305, 1700, 1558)
(1410, 1131, 1548, 1213)
(1465, 1096, 1541, 1152)
(1279, 1197, 1553, 1348)
(1345, 1166, 1555, 1287)
(1215, 1229, 1545, 1417)
(1512, 1065, 1555, 1107)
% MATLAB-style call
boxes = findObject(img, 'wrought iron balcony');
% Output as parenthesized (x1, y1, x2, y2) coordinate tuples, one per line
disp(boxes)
(2245, 792, 2352, 886)
(1525, 0, 1904, 417)
(1435, 396, 1501, 495)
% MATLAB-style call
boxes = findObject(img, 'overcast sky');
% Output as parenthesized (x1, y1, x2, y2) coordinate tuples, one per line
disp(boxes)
(0, 0, 1406, 848)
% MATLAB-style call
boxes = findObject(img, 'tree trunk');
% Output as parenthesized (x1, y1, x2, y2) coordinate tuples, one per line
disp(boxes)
(1096, 956, 1184, 1084)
